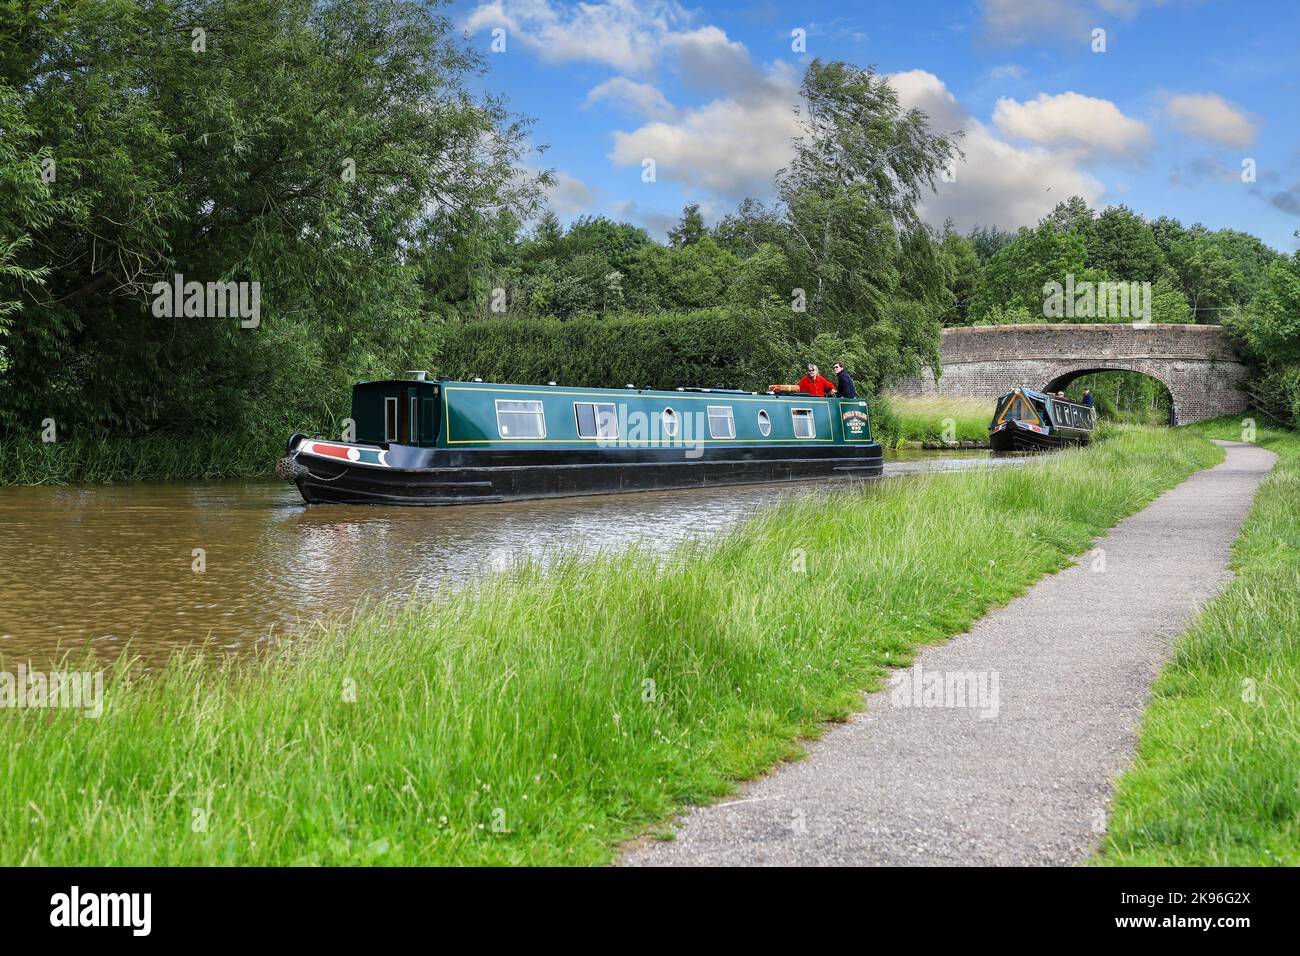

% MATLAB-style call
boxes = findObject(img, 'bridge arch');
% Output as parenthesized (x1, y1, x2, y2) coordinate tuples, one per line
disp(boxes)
(1043, 366, 1176, 426)
(890, 324, 1250, 426)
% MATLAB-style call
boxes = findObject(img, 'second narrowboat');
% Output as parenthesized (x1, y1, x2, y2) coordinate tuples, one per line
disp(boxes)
(988, 387, 1096, 452)
(278, 374, 885, 505)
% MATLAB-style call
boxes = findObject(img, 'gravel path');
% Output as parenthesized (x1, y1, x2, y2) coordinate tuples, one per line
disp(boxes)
(623, 441, 1277, 867)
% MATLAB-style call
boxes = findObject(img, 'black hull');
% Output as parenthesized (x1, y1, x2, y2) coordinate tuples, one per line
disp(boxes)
(989, 425, 1088, 453)
(293, 445, 885, 506)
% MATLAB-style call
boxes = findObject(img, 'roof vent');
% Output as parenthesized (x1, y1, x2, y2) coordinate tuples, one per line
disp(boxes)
(403, 370, 429, 381)
(473, 377, 483, 383)
(547, 381, 558, 386)
(625, 383, 635, 389)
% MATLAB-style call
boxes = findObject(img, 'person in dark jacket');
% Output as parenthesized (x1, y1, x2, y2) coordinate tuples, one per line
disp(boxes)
(832, 362, 856, 399)
(1082, 388, 1094, 407)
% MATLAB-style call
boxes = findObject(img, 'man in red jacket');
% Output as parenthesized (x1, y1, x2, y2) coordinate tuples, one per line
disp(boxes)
(798, 363, 837, 397)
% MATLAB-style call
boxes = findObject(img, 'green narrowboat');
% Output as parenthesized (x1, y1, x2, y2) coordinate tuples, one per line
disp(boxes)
(279, 374, 884, 505)
(988, 387, 1096, 452)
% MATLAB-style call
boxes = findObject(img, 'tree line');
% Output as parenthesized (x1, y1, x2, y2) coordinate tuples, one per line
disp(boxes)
(3, 0, 1297, 447)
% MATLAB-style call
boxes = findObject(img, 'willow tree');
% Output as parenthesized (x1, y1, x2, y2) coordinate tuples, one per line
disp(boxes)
(775, 60, 961, 389)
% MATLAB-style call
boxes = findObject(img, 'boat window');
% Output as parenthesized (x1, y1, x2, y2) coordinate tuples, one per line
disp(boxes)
(707, 405, 736, 439)
(661, 407, 679, 437)
(495, 399, 546, 439)
(575, 402, 619, 440)
(1003, 394, 1038, 423)
(409, 396, 418, 444)
(384, 397, 399, 443)
(757, 409, 772, 437)
(791, 408, 816, 439)
(422, 397, 436, 442)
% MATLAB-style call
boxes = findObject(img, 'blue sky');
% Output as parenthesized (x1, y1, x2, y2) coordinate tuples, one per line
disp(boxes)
(453, 0, 1300, 250)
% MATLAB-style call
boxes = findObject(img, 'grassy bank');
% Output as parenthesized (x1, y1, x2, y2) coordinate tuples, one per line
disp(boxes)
(878, 395, 992, 447)
(0, 433, 281, 484)
(0, 427, 1220, 865)
(1099, 419, 1300, 866)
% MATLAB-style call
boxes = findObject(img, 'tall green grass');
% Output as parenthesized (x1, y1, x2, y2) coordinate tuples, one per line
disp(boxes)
(0, 433, 281, 484)
(877, 394, 993, 447)
(0, 427, 1220, 865)
(1099, 419, 1300, 865)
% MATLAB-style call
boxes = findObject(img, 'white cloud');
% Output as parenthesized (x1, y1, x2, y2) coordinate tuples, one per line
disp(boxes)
(889, 69, 968, 133)
(608, 80, 801, 199)
(993, 91, 1152, 157)
(464, 0, 692, 74)
(978, 0, 1091, 44)
(890, 71, 1105, 231)
(989, 64, 1026, 80)
(473, 2, 1122, 233)
(585, 78, 676, 120)
(609, 199, 680, 239)
(1165, 93, 1256, 148)
(544, 170, 597, 217)
(978, 0, 1180, 44)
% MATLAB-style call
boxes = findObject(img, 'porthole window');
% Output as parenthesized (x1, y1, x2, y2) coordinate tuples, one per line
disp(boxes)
(662, 407, 679, 437)
(757, 409, 772, 437)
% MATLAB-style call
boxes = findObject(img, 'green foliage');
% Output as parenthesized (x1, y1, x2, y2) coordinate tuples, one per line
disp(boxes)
(438, 309, 788, 392)
(936, 224, 980, 325)
(2, 14, 1289, 467)
(1165, 230, 1239, 322)
(875, 395, 993, 447)
(1086, 204, 1167, 282)
(0, 0, 542, 439)
(668, 203, 707, 247)
(776, 60, 958, 334)
(1225, 253, 1300, 424)
(1064, 372, 1172, 425)
(1149, 275, 1193, 324)
(1101, 421, 1300, 865)
(970, 222, 1090, 321)
(966, 224, 1017, 265)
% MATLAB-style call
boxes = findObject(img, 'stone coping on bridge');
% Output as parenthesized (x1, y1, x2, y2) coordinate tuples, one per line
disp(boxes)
(948, 323, 1221, 333)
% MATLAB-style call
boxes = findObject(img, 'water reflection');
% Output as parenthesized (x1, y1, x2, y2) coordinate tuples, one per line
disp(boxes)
(0, 450, 1014, 665)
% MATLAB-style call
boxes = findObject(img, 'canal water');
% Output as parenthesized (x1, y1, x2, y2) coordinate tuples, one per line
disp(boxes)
(0, 451, 1016, 666)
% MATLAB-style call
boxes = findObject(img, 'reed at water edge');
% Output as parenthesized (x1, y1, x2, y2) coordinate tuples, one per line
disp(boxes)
(875, 395, 995, 448)
(0, 433, 283, 484)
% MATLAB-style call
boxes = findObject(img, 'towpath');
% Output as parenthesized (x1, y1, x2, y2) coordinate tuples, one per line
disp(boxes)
(623, 441, 1276, 866)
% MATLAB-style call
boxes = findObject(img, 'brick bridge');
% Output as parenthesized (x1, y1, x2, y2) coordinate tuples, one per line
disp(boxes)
(891, 323, 1250, 425)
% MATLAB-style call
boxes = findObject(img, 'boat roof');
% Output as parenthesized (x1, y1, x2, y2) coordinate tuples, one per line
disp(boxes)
(369, 378, 844, 401)
(1001, 386, 1092, 410)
